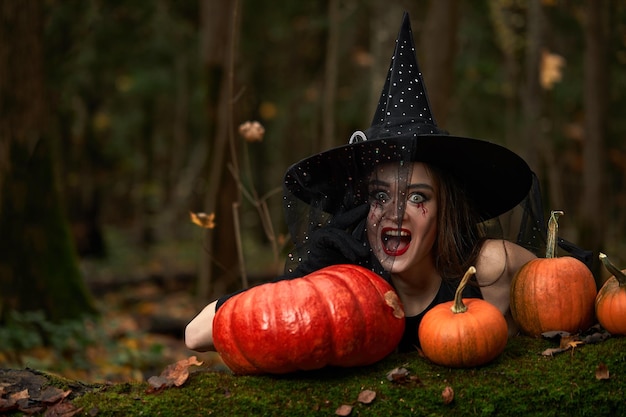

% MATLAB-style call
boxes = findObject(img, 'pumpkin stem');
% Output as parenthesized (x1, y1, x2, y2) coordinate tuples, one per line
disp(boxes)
(599, 252, 626, 286)
(545, 210, 564, 259)
(451, 266, 476, 314)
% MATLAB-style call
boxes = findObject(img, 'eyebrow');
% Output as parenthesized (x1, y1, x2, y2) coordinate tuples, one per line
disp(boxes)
(368, 179, 435, 192)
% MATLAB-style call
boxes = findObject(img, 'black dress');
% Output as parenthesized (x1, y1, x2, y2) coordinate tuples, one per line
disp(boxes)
(397, 279, 483, 352)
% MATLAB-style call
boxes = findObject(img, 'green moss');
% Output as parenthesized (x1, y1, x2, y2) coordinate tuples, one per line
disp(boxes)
(73, 336, 626, 416)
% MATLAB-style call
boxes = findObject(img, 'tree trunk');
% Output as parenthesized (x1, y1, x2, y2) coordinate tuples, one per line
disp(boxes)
(321, 0, 340, 151)
(0, 0, 96, 322)
(420, 0, 458, 128)
(521, 0, 545, 174)
(196, 0, 241, 303)
(521, 0, 568, 222)
(488, 0, 524, 150)
(580, 0, 610, 278)
(368, 1, 405, 119)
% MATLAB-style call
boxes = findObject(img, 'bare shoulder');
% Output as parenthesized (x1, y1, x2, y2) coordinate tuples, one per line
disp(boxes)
(475, 240, 537, 325)
(475, 239, 537, 287)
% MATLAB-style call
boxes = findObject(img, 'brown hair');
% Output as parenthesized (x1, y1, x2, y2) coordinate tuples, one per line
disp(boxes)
(427, 164, 486, 281)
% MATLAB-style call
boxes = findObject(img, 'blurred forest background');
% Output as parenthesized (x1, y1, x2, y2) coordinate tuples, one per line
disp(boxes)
(1, 0, 626, 381)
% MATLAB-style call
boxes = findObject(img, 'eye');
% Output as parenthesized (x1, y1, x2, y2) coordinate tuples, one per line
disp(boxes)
(408, 192, 427, 204)
(369, 190, 390, 204)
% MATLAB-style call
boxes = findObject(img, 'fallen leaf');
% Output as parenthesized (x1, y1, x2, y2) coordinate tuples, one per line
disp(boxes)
(541, 336, 585, 357)
(0, 371, 81, 416)
(148, 356, 203, 390)
(541, 330, 571, 341)
(147, 376, 170, 391)
(384, 291, 404, 319)
(190, 212, 216, 229)
(36, 387, 71, 404)
(10, 389, 29, 401)
(21, 404, 46, 415)
(357, 389, 376, 404)
(566, 340, 584, 357)
(335, 404, 353, 416)
(0, 398, 18, 413)
(43, 401, 83, 417)
(541, 347, 567, 356)
(386, 367, 410, 382)
(583, 331, 611, 344)
(442, 386, 454, 405)
(595, 363, 610, 380)
(559, 335, 581, 349)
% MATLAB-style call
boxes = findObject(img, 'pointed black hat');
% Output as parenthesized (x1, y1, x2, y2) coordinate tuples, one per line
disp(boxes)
(283, 12, 532, 220)
(364, 12, 444, 139)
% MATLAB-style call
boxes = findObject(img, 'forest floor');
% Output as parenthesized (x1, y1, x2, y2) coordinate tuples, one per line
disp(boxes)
(0, 231, 231, 385)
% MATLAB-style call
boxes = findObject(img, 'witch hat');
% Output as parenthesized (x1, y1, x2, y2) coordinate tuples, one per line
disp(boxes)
(283, 12, 532, 220)
(363, 12, 443, 140)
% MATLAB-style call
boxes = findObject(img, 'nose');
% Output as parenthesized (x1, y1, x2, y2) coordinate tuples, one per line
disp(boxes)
(383, 198, 406, 222)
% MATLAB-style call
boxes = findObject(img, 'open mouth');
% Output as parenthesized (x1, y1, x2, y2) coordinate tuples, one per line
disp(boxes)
(381, 227, 411, 256)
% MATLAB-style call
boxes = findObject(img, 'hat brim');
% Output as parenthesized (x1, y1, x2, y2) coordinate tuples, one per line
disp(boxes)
(283, 135, 533, 220)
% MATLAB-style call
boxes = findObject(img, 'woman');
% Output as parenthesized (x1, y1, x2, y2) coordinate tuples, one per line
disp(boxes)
(365, 161, 535, 350)
(185, 12, 540, 353)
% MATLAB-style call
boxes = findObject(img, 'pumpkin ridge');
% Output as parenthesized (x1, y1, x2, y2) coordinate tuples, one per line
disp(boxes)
(215, 291, 262, 374)
(579, 272, 595, 330)
(459, 301, 485, 367)
(318, 267, 369, 366)
(449, 302, 481, 366)
(300, 274, 336, 369)
(477, 301, 508, 363)
(324, 265, 403, 366)
(221, 295, 254, 373)
(513, 260, 543, 334)
(237, 284, 285, 373)
(287, 279, 337, 371)
(237, 281, 319, 373)
(345, 266, 405, 361)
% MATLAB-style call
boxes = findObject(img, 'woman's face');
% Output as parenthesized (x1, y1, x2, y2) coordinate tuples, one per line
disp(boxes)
(366, 162, 438, 276)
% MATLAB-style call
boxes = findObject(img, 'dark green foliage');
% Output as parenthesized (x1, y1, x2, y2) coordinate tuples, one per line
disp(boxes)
(0, 309, 168, 379)
(74, 336, 626, 416)
(0, 311, 96, 370)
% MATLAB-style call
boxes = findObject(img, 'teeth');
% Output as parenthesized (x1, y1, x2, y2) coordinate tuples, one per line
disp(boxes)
(384, 229, 410, 237)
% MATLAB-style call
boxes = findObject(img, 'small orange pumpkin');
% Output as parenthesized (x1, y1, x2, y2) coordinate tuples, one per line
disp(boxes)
(510, 211, 597, 336)
(596, 253, 626, 335)
(418, 266, 508, 368)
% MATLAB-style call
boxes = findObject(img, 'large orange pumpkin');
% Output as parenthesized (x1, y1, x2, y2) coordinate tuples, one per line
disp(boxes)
(418, 266, 508, 368)
(510, 211, 597, 336)
(596, 253, 626, 335)
(213, 264, 405, 375)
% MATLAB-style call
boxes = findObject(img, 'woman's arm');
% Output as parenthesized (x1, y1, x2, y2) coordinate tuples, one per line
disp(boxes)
(185, 300, 218, 351)
(184, 204, 370, 352)
(475, 239, 537, 335)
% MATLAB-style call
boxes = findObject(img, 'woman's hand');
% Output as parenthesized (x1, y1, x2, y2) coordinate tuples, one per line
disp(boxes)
(185, 300, 218, 351)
